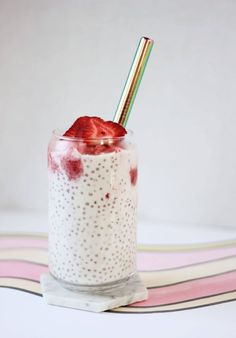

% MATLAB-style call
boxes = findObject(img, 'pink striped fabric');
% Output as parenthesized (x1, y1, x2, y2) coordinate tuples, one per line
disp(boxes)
(137, 247, 236, 271)
(0, 261, 48, 281)
(131, 270, 236, 307)
(0, 237, 47, 249)
(1, 233, 236, 312)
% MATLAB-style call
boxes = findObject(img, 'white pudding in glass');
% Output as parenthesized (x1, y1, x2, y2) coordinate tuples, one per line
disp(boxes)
(48, 133, 138, 288)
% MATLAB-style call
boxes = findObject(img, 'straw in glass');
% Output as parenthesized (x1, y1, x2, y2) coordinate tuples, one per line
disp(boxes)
(113, 37, 154, 127)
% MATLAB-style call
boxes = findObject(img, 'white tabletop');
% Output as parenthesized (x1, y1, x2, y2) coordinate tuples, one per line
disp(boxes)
(1, 289, 236, 338)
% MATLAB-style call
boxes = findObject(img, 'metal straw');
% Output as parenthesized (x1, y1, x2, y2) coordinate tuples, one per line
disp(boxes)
(113, 37, 154, 127)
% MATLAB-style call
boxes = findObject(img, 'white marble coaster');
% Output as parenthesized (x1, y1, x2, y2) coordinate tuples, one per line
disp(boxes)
(40, 273, 148, 313)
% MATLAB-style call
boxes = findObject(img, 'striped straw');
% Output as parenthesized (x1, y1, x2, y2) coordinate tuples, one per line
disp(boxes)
(113, 37, 154, 127)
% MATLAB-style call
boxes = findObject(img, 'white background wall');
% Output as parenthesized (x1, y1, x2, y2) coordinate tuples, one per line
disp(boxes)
(0, 0, 236, 228)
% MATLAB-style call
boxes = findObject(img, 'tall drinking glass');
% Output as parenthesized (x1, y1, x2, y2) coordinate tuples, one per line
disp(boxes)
(48, 131, 138, 291)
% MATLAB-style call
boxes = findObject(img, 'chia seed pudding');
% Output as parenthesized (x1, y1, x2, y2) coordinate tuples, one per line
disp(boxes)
(48, 130, 138, 289)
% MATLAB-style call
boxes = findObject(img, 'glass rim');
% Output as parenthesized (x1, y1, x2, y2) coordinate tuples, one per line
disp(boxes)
(52, 129, 133, 142)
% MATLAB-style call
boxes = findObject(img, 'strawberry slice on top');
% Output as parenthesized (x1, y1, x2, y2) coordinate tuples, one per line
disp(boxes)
(63, 116, 127, 139)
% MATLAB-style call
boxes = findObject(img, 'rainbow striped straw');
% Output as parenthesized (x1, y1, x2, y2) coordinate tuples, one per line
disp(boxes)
(113, 37, 154, 127)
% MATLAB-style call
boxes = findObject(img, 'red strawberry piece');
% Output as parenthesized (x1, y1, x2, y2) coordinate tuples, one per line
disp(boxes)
(48, 152, 59, 173)
(64, 116, 127, 155)
(130, 167, 138, 186)
(92, 117, 127, 138)
(80, 144, 121, 155)
(64, 116, 127, 139)
(76, 143, 102, 155)
(63, 117, 92, 138)
(61, 156, 83, 180)
(93, 144, 118, 155)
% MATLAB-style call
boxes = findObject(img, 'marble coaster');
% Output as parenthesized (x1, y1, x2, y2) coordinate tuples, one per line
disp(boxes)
(40, 273, 148, 313)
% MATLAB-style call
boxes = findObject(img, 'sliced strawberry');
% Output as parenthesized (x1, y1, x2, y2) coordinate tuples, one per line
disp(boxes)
(93, 144, 118, 155)
(130, 167, 138, 186)
(63, 116, 127, 155)
(104, 120, 127, 137)
(76, 143, 122, 155)
(61, 156, 83, 180)
(64, 117, 93, 138)
(63, 116, 127, 139)
(91, 117, 127, 138)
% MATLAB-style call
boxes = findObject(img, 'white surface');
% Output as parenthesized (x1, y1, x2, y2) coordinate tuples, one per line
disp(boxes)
(1, 0, 236, 228)
(41, 273, 147, 313)
(1, 277, 236, 338)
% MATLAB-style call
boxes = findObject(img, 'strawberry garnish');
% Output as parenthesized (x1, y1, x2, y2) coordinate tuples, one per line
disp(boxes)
(64, 116, 127, 139)
(91, 117, 127, 138)
(63, 116, 127, 155)
(61, 156, 83, 180)
(130, 167, 138, 186)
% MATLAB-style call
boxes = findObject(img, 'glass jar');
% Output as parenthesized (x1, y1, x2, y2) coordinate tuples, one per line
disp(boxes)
(48, 130, 138, 291)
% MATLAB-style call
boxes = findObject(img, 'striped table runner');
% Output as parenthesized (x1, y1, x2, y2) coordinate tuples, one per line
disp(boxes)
(1, 233, 236, 313)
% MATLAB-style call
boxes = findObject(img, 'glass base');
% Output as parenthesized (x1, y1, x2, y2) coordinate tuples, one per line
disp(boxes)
(41, 272, 147, 312)
(51, 272, 137, 293)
